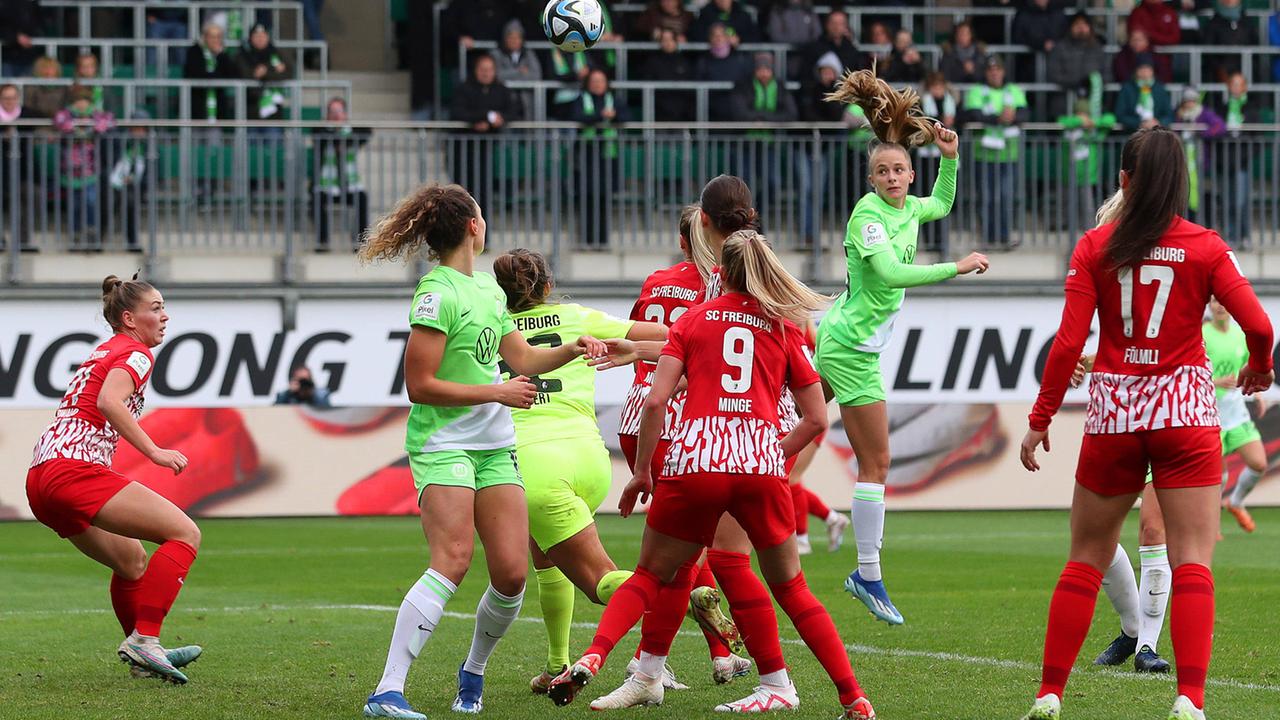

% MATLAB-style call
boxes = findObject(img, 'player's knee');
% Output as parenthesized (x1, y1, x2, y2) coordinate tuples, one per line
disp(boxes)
(432, 544, 474, 581)
(172, 520, 202, 552)
(1138, 521, 1165, 547)
(121, 544, 147, 580)
(489, 569, 527, 598)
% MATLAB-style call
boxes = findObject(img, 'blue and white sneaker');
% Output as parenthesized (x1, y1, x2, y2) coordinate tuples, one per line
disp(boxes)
(117, 637, 188, 684)
(453, 665, 484, 714)
(127, 644, 203, 679)
(844, 570, 904, 626)
(364, 691, 427, 719)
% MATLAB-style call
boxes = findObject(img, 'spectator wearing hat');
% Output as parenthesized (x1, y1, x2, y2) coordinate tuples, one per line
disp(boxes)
(236, 23, 293, 121)
(108, 109, 152, 252)
(639, 29, 696, 121)
(962, 56, 1027, 249)
(801, 11, 869, 80)
(939, 21, 988, 84)
(1112, 28, 1171, 83)
(1202, 0, 1258, 83)
(1115, 60, 1174, 130)
(1047, 12, 1107, 116)
(1056, 73, 1116, 235)
(796, 51, 848, 245)
(492, 20, 542, 119)
(1012, 0, 1068, 81)
(1211, 71, 1257, 246)
(729, 52, 796, 228)
(1175, 86, 1226, 224)
(1128, 0, 1181, 47)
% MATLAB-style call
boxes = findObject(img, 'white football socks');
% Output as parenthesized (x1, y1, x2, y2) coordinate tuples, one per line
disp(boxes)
(375, 568, 456, 695)
(852, 482, 886, 582)
(636, 650, 666, 679)
(1230, 467, 1263, 508)
(1101, 544, 1140, 638)
(462, 584, 525, 676)
(759, 667, 791, 688)
(1137, 545, 1171, 652)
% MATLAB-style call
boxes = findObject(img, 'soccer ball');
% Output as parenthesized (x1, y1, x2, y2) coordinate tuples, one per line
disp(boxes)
(542, 0, 604, 53)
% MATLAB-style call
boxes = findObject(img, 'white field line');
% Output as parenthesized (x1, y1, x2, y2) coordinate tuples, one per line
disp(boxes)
(2, 602, 1277, 695)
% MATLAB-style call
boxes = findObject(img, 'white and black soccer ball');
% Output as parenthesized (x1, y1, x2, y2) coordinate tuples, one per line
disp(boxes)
(542, 0, 604, 53)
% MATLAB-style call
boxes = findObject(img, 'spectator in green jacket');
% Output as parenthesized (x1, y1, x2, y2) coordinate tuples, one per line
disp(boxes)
(1115, 60, 1173, 131)
(962, 57, 1027, 249)
(1057, 73, 1116, 236)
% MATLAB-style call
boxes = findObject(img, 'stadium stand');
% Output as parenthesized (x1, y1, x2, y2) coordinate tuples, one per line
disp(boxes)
(2, 0, 1280, 287)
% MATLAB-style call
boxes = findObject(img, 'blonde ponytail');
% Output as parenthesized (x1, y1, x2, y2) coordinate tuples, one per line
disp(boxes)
(1095, 188, 1124, 227)
(720, 231, 829, 325)
(687, 205, 717, 286)
(825, 68, 938, 148)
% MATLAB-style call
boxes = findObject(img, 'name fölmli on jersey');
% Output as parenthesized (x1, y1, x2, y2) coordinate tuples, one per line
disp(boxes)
(1124, 347, 1160, 365)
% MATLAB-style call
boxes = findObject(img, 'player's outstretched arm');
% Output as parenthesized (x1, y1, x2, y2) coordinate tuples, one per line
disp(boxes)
(98, 368, 188, 474)
(626, 321, 668, 342)
(499, 329, 607, 377)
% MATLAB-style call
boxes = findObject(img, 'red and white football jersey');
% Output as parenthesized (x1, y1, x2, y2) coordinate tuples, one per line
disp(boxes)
(660, 292, 820, 478)
(32, 334, 154, 467)
(618, 262, 705, 438)
(1032, 218, 1257, 434)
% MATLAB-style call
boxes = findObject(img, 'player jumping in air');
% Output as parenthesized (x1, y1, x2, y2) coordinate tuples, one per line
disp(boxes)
(27, 274, 203, 684)
(1020, 128, 1274, 720)
(358, 184, 606, 720)
(818, 69, 989, 625)
(489, 248, 691, 692)
(550, 230, 877, 719)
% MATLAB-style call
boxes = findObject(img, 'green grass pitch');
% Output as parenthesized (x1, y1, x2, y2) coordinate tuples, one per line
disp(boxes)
(2, 510, 1279, 719)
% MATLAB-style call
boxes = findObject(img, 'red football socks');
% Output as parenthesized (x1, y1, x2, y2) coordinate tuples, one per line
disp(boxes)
(707, 549, 785, 675)
(638, 561, 698, 657)
(134, 540, 198, 638)
(790, 484, 810, 534)
(110, 573, 143, 636)
(693, 561, 731, 659)
(586, 567, 661, 662)
(1037, 561, 1103, 699)
(1170, 563, 1215, 709)
(805, 487, 832, 520)
(770, 572, 863, 705)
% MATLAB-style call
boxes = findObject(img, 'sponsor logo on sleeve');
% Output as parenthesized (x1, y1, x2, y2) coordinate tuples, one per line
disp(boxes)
(126, 351, 152, 378)
(1067, 268, 1078, 278)
(862, 222, 887, 249)
(414, 292, 441, 321)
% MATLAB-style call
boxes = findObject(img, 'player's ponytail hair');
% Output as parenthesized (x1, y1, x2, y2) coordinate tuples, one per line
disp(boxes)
(359, 183, 478, 263)
(825, 68, 938, 162)
(684, 204, 717, 284)
(493, 248, 554, 313)
(1105, 127, 1188, 271)
(720, 231, 829, 325)
(1095, 188, 1124, 227)
(101, 273, 155, 332)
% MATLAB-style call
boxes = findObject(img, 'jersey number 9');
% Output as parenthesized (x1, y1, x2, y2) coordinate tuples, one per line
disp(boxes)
(722, 327, 755, 394)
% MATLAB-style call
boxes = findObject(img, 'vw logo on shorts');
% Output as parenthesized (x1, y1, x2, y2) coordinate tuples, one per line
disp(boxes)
(475, 327, 498, 365)
(451, 463, 469, 478)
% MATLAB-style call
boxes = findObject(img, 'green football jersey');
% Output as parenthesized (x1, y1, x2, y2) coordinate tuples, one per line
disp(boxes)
(405, 265, 517, 453)
(823, 156, 957, 353)
(504, 302, 634, 446)
(1203, 320, 1249, 401)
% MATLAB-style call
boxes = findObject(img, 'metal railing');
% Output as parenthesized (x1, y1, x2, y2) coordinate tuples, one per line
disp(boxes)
(40, 0, 307, 45)
(3, 121, 1278, 285)
(3, 79, 351, 122)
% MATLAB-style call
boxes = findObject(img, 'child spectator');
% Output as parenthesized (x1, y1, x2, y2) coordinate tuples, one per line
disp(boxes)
(54, 86, 115, 249)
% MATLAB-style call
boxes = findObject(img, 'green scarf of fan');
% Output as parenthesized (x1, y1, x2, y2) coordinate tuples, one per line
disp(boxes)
(1226, 93, 1247, 130)
(748, 79, 778, 139)
(318, 127, 363, 195)
(581, 92, 618, 158)
(202, 47, 218, 121)
(1183, 136, 1200, 212)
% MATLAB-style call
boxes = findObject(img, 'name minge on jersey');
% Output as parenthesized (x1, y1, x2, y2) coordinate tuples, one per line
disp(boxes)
(718, 397, 753, 413)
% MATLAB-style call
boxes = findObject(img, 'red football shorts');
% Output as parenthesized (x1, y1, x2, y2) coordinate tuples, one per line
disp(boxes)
(618, 434, 672, 480)
(1076, 426, 1223, 496)
(646, 472, 795, 550)
(26, 458, 132, 538)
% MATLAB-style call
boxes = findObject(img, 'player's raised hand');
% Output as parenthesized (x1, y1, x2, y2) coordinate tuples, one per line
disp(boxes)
(1237, 366, 1274, 396)
(933, 122, 958, 159)
(587, 337, 639, 371)
(1020, 428, 1050, 472)
(618, 470, 652, 518)
(575, 334, 608, 358)
(494, 375, 538, 409)
(148, 447, 189, 475)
